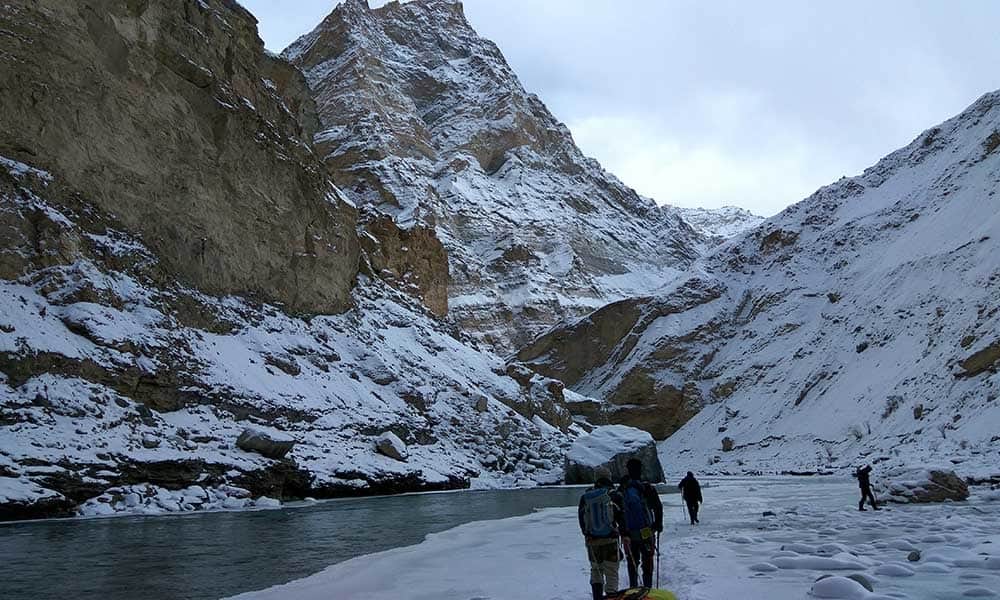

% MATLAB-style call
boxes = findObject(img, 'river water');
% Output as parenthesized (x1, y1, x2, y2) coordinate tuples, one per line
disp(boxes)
(0, 486, 607, 600)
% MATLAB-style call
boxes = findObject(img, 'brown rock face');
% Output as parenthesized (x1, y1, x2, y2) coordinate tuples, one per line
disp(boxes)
(361, 213, 448, 317)
(0, 0, 358, 313)
(517, 277, 724, 439)
(956, 340, 1000, 377)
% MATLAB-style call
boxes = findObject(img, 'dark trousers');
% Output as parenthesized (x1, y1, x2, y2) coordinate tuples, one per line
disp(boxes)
(624, 535, 655, 588)
(686, 501, 699, 523)
(859, 485, 878, 510)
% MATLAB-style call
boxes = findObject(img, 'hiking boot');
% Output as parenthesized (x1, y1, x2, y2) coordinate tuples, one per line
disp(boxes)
(591, 582, 603, 600)
(859, 507, 867, 511)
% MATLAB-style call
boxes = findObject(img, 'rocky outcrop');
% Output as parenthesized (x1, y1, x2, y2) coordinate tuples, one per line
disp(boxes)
(564, 425, 664, 484)
(502, 363, 573, 431)
(237, 428, 296, 460)
(956, 341, 1000, 377)
(375, 432, 409, 461)
(284, 0, 706, 350)
(360, 213, 448, 317)
(0, 0, 359, 314)
(518, 277, 724, 439)
(883, 469, 970, 504)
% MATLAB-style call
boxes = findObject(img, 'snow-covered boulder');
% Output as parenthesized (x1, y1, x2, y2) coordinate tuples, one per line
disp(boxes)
(375, 432, 408, 462)
(815, 573, 875, 593)
(809, 575, 871, 599)
(236, 428, 296, 460)
(564, 425, 663, 484)
(882, 468, 969, 503)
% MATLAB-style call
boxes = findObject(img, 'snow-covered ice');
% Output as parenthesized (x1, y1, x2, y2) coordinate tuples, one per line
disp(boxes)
(228, 477, 1000, 600)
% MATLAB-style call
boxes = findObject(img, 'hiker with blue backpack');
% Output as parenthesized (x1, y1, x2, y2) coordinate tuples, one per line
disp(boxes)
(619, 458, 664, 589)
(579, 467, 626, 600)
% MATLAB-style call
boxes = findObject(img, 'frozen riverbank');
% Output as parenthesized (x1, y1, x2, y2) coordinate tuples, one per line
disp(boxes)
(230, 477, 1000, 600)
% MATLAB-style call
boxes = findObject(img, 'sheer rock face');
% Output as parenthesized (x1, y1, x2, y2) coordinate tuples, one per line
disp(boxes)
(285, 0, 705, 350)
(0, 0, 359, 314)
(360, 213, 449, 317)
(524, 91, 1000, 458)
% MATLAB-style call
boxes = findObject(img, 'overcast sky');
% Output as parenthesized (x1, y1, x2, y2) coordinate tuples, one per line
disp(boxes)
(242, 1, 1000, 216)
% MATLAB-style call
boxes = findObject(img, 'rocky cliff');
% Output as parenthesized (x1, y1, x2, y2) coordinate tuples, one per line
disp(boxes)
(284, 0, 705, 351)
(0, 0, 358, 314)
(521, 91, 1000, 475)
(0, 0, 577, 521)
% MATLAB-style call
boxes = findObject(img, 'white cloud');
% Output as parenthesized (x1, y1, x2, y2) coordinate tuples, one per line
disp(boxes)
(568, 115, 841, 216)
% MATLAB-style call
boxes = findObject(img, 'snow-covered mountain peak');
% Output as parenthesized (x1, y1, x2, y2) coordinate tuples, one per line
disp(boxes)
(674, 205, 766, 242)
(285, 0, 706, 351)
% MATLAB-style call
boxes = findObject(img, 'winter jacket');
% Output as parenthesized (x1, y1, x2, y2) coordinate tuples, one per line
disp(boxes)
(857, 466, 873, 489)
(678, 474, 702, 504)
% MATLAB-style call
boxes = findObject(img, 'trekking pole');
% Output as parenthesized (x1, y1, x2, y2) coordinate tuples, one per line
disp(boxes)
(623, 539, 638, 590)
(656, 532, 661, 588)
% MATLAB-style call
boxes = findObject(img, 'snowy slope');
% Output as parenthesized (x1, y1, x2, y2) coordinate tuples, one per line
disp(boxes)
(522, 90, 1000, 475)
(674, 205, 766, 242)
(0, 158, 575, 519)
(283, 0, 705, 351)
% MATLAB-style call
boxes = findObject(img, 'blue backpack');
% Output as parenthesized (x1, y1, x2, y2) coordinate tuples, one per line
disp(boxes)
(623, 480, 652, 532)
(581, 487, 615, 537)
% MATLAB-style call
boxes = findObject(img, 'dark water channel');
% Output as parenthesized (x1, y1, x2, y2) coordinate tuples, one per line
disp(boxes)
(0, 486, 595, 600)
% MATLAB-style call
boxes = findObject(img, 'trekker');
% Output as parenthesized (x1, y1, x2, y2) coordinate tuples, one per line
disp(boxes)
(579, 467, 625, 600)
(619, 458, 663, 589)
(677, 471, 702, 524)
(856, 465, 879, 511)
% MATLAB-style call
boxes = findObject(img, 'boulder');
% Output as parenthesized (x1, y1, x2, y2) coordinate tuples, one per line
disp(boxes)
(882, 468, 969, 503)
(721, 436, 735, 452)
(236, 428, 296, 460)
(564, 425, 664, 484)
(375, 432, 408, 461)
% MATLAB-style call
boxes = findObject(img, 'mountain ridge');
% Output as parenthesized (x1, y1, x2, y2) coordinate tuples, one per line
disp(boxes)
(520, 89, 1000, 475)
(284, 0, 707, 351)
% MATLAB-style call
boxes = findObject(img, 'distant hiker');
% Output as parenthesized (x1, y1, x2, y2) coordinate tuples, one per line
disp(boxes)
(579, 467, 625, 600)
(856, 465, 879, 511)
(677, 471, 702, 524)
(618, 458, 664, 589)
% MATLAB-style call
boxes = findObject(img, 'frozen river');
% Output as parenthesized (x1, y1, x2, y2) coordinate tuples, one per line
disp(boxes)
(232, 476, 1000, 600)
(0, 486, 594, 600)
